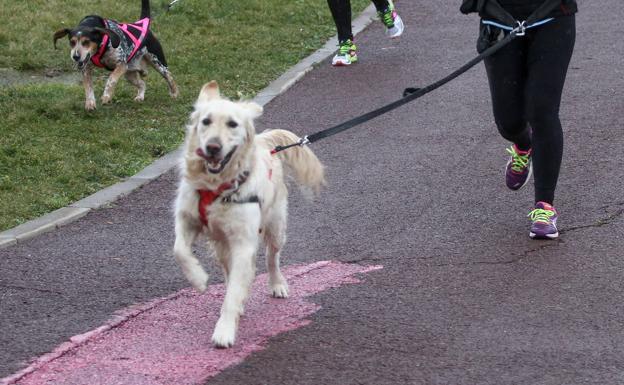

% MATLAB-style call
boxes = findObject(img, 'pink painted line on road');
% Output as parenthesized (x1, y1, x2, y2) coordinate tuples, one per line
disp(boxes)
(3, 261, 382, 385)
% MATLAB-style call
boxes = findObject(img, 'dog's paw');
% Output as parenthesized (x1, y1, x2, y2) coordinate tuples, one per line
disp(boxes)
(211, 317, 236, 348)
(188, 268, 209, 292)
(192, 281, 207, 293)
(85, 99, 96, 111)
(170, 89, 179, 99)
(101, 95, 112, 105)
(270, 282, 289, 298)
(134, 95, 144, 102)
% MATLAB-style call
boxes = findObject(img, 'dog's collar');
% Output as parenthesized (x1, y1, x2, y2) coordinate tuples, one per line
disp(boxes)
(91, 32, 110, 69)
(91, 19, 113, 69)
(197, 171, 255, 227)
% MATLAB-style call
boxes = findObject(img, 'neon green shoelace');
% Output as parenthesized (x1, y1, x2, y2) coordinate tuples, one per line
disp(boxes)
(506, 146, 530, 172)
(380, 8, 394, 27)
(339, 40, 355, 55)
(528, 208, 555, 223)
(379, 0, 395, 27)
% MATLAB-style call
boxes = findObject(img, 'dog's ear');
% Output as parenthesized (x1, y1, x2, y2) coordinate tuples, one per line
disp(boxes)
(94, 27, 121, 48)
(240, 101, 263, 119)
(197, 81, 220, 103)
(53, 28, 71, 49)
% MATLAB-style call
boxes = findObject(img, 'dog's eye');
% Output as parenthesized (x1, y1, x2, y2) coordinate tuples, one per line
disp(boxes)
(227, 120, 238, 128)
(69, 40, 76, 47)
(202, 117, 211, 126)
(81, 40, 90, 47)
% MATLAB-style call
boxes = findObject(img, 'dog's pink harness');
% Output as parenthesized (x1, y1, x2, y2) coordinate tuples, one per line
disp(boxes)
(91, 18, 150, 69)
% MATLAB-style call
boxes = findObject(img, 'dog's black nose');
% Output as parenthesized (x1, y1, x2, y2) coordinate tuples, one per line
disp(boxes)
(205, 143, 222, 156)
(72, 54, 81, 62)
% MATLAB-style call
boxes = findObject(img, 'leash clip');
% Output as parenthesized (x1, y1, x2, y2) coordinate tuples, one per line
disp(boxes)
(513, 20, 527, 36)
(299, 136, 310, 146)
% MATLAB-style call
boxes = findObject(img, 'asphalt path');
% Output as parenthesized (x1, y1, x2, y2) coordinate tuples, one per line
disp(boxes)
(1, 0, 623, 383)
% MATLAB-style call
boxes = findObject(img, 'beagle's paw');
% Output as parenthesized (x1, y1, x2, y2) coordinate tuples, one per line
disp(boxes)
(85, 99, 96, 111)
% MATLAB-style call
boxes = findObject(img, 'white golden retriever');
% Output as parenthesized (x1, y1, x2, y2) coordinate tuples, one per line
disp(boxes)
(173, 81, 325, 348)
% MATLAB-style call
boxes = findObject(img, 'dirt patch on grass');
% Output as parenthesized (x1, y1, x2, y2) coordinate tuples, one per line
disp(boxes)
(0, 68, 79, 87)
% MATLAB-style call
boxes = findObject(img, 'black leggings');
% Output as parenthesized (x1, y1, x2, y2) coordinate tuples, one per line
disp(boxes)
(327, 0, 390, 42)
(484, 15, 576, 204)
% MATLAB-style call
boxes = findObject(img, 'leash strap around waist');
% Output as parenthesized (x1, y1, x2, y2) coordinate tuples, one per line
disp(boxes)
(481, 17, 554, 36)
(271, 0, 564, 154)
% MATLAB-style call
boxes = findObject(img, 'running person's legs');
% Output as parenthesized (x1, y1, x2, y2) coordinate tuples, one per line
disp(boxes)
(524, 15, 576, 205)
(483, 15, 575, 238)
(524, 15, 575, 239)
(328, 0, 403, 66)
(328, 0, 357, 66)
(484, 35, 534, 190)
(326, 0, 394, 40)
(327, 0, 354, 43)
(484, 37, 532, 151)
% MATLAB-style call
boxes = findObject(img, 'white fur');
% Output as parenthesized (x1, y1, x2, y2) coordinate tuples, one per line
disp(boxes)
(173, 81, 325, 348)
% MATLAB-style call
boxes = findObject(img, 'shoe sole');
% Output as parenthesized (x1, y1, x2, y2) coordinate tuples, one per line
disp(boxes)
(529, 231, 559, 239)
(332, 57, 357, 66)
(386, 15, 404, 38)
(331, 53, 357, 66)
(505, 160, 533, 190)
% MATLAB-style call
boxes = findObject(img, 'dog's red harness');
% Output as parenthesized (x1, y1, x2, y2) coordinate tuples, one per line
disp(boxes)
(197, 180, 237, 227)
(91, 18, 150, 69)
(197, 156, 274, 227)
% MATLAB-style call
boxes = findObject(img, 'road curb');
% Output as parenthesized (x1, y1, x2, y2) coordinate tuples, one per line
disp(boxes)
(0, 5, 377, 249)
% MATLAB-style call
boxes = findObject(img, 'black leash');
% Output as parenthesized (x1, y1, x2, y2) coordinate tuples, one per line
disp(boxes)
(271, 0, 562, 154)
(271, 33, 516, 154)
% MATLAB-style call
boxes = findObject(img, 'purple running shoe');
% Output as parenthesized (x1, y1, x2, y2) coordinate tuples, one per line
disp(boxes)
(528, 201, 559, 239)
(505, 145, 532, 190)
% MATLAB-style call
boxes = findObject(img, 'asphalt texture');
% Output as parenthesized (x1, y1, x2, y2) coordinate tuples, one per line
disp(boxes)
(2, 0, 624, 384)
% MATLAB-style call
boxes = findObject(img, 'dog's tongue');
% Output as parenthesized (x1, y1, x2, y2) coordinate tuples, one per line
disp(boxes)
(196, 148, 219, 163)
(195, 148, 225, 172)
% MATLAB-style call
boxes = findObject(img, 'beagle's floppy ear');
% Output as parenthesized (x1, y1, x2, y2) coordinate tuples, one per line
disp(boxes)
(196, 81, 220, 103)
(93, 27, 121, 48)
(53, 28, 71, 49)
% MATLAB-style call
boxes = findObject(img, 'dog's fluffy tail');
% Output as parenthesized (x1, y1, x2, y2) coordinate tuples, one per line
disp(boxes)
(141, 0, 151, 19)
(259, 129, 325, 193)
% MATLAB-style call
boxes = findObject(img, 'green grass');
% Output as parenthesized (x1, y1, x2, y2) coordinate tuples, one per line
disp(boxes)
(0, 0, 369, 231)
